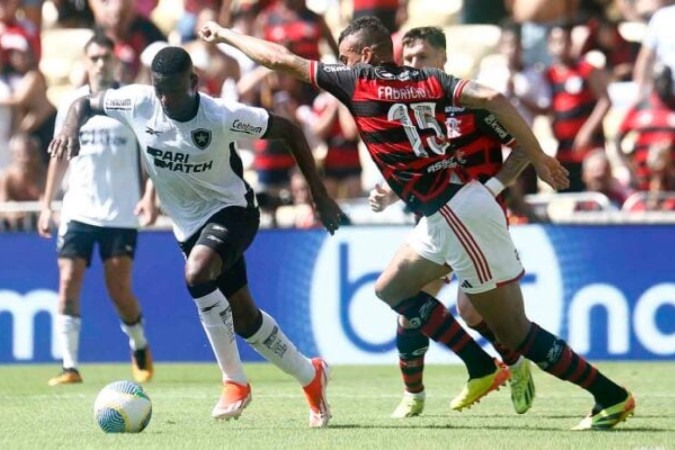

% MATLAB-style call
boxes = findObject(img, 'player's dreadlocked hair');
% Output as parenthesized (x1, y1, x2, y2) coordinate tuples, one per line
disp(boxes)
(84, 28, 115, 52)
(401, 27, 446, 51)
(151, 46, 193, 75)
(338, 16, 392, 53)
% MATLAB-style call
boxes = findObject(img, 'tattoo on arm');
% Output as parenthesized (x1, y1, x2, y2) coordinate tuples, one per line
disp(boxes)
(496, 147, 531, 186)
(458, 80, 491, 109)
(288, 55, 311, 84)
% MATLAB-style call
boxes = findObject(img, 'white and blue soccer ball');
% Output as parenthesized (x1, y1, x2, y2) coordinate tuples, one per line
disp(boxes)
(93, 380, 152, 433)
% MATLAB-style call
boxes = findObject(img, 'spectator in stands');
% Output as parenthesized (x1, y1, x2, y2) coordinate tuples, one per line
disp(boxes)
(0, 53, 12, 171)
(634, 3, 675, 98)
(0, 0, 41, 61)
(477, 21, 549, 199)
(177, 0, 232, 42)
(546, 22, 611, 192)
(624, 141, 675, 211)
(91, 0, 166, 83)
(0, 32, 56, 162)
(616, 65, 675, 190)
(182, 8, 241, 100)
(286, 168, 322, 228)
(19, 0, 43, 30)
(0, 133, 45, 231)
(348, 0, 408, 34)
(308, 92, 362, 199)
(252, 72, 305, 226)
(579, 16, 639, 82)
(51, 0, 95, 28)
(580, 149, 632, 210)
(257, 0, 339, 63)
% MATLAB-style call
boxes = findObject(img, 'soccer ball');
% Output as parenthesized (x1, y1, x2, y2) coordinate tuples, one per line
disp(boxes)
(93, 380, 152, 433)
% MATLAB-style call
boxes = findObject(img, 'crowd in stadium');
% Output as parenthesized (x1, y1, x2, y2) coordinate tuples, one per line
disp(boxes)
(0, 0, 674, 232)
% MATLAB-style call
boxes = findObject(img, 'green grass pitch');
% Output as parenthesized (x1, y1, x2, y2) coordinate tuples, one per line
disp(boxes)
(0, 362, 672, 449)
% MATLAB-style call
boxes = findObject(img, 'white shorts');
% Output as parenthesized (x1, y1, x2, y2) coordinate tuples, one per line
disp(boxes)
(407, 180, 524, 294)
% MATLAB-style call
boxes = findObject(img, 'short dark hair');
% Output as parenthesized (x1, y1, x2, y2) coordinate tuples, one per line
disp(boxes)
(338, 16, 392, 52)
(151, 46, 193, 75)
(402, 27, 446, 50)
(84, 29, 115, 52)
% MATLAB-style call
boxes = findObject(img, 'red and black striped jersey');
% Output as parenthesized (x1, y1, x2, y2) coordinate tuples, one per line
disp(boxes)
(310, 61, 472, 216)
(446, 107, 513, 182)
(618, 94, 675, 190)
(312, 94, 360, 171)
(262, 5, 323, 61)
(546, 60, 604, 162)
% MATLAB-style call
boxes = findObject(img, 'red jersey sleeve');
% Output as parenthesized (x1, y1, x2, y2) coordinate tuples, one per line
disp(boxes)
(309, 61, 358, 107)
(474, 110, 516, 147)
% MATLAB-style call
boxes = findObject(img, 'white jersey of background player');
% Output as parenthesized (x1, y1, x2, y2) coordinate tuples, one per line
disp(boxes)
(57, 85, 141, 228)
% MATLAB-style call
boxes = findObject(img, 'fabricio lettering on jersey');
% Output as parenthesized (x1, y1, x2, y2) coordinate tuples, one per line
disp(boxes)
(146, 147, 213, 173)
(483, 114, 509, 140)
(377, 86, 429, 100)
(230, 119, 263, 136)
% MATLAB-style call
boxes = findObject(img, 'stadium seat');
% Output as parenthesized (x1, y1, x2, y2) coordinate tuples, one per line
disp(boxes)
(39, 28, 93, 88)
(404, 0, 462, 29)
(442, 24, 502, 78)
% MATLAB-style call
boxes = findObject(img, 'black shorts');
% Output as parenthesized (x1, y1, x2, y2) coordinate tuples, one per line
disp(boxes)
(178, 206, 260, 297)
(324, 166, 363, 180)
(57, 220, 137, 267)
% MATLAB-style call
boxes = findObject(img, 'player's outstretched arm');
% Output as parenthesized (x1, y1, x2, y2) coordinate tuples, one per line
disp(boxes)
(265, 114, 347, 235)
(458, 80, 569, 191)
(484, 146, 531, 197)
(49, 93, 105, 160)
(198, 21, 312, 84)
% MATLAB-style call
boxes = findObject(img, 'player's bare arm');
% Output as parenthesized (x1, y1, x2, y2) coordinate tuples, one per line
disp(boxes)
(485, 146, 531, 196)
(198, 21, 312, 84)
(49, 93, 106, 160)
(265, 113, 346, 234)
(38, 156, 70, 238)
(458, 80, 570, 190)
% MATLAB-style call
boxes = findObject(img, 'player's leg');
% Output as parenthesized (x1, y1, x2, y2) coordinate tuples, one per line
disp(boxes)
(375, 242, 508, 411)
(49, 221, 93, 386)
(185, 243, 250, 420)
(179, 207, 260, 420)
(457, 291, 535, 414)
(101, 227, 152, 383)
(452, 182, 633, 429)
(468, 283, 634, 429)
(391, 278, 444, 418)
(226, 281, 330, 428)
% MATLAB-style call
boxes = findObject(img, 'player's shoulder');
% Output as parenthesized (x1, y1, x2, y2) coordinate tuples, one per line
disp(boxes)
(58, 85, 92, 111)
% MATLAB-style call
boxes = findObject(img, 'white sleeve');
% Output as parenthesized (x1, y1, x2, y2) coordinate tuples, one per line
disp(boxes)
(102, 84, 150, 127)
(643, 9, 662, 50)
(222, 101, 270, 139)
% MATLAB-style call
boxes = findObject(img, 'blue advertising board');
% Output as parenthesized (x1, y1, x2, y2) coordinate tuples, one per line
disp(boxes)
(0, 225, 673, 364)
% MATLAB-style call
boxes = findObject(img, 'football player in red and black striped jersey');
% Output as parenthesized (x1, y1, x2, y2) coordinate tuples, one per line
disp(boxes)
(370, 26, 535, 419)
(200, 17, 635, 429)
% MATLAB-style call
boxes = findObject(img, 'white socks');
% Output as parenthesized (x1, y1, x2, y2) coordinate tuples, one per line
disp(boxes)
(244, 310, 315, 386)
(194, 289, 247, 385)
(120, 319, 148, 351)
(56, 314, 81, 369)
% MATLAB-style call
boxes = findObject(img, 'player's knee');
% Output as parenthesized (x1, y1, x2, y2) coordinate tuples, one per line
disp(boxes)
(457, 294, 482, 326)
(184, 261, 218, 287)
(375, 276, 408, 305)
